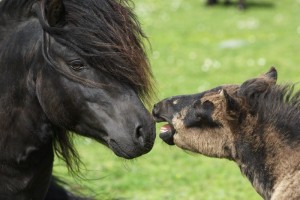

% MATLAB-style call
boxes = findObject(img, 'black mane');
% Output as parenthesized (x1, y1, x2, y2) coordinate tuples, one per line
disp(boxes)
(0, 0, 36, 39)
(0, 0, 35, 20)
(1, 0, 154, 104)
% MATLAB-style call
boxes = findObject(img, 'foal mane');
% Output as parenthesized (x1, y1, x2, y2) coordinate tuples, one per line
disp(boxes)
(249, 84, 300, 140)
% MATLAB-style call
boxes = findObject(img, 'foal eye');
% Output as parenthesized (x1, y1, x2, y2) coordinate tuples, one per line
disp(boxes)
(202, 100, 214, 110)
(69, 60, 86, 71)
(195, 100, 214, 119)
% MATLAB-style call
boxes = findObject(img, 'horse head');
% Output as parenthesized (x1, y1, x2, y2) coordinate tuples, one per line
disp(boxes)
(32, 0, 156, 159)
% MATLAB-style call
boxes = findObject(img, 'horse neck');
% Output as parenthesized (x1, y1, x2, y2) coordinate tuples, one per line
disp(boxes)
(233, 114, 300, 199)
(0, 19, 55, 164)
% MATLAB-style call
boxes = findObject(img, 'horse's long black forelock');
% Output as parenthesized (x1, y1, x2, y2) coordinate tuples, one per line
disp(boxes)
(251, 84, 300, 139)
(40, 0, 154, 105)
(1, 0, 155, 104)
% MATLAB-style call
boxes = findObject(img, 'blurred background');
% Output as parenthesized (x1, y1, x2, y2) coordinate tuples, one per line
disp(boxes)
(55, 0, 300, 199)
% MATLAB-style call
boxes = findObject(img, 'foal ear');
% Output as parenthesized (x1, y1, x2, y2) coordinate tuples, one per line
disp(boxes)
(238, 67, 277, 98)
(44, 0, 65, 27)
(238, 67, 278, 106)
(220, 89, 240, 119)
(261, 66, 277, 84)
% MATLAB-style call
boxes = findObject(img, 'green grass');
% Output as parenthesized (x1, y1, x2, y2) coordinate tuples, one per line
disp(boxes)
(54, 0, 300, 199)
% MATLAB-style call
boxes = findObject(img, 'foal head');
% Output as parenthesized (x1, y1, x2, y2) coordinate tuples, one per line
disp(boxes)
(153, 68, 277, 158)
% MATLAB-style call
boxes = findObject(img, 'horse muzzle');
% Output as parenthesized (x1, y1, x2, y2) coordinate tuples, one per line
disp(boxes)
(107, 120, 156, 159)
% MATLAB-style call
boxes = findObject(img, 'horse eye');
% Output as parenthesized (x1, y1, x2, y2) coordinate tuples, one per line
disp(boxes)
(69, 60, 86, 71)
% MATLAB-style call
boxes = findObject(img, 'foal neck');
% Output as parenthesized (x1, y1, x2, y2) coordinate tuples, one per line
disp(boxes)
(234, 118, 300, 200)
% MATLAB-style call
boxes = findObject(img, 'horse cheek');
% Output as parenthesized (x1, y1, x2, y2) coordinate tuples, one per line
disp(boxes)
(35, 70, 68, 126)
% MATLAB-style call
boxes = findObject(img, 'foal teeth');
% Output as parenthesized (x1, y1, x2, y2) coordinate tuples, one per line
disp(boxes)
(160, 124, 172, 133)
(160, 127, 169, 133)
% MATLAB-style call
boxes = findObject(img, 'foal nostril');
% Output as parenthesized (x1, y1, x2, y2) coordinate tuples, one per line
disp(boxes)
(152, 103, 161, 118)
(135, 125, 145, 146)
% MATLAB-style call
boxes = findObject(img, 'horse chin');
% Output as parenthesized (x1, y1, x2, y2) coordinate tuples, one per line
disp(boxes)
(75, 121, 155, 159)
(108, 139, 148, 159)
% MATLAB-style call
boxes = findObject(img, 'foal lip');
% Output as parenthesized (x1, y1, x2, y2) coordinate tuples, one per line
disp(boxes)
(153, 116, 166, 123)
(153, 115, 172, 123)
(152, 115, 176, 145)
(159, 123, 176, 145)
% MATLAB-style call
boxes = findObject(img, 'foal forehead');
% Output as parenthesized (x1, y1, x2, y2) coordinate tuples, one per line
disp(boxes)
(167, 85, 237, 104)
(201, 84, 239, 100)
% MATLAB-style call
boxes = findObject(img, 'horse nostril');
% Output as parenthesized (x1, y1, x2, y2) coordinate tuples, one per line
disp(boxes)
(135, 125, 145, 146)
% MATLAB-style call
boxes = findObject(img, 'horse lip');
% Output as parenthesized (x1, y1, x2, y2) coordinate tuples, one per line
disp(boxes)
(89, 123, 155, 159)
(108, 139, 148, 159)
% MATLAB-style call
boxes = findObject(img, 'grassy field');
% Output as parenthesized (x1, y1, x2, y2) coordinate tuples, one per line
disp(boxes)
(54, 0, 300, 199)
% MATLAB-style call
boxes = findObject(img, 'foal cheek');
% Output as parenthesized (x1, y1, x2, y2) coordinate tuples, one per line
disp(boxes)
(173, 134, 189, 151)
(173, 131, 200, 153)
(174, 127, 234, 158)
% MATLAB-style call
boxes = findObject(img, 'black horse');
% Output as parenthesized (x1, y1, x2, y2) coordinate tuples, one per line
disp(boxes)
(0, 0, 155, 199)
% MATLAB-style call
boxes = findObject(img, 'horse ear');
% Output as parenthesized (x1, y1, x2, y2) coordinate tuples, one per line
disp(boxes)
(44, 0, 65, 26)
